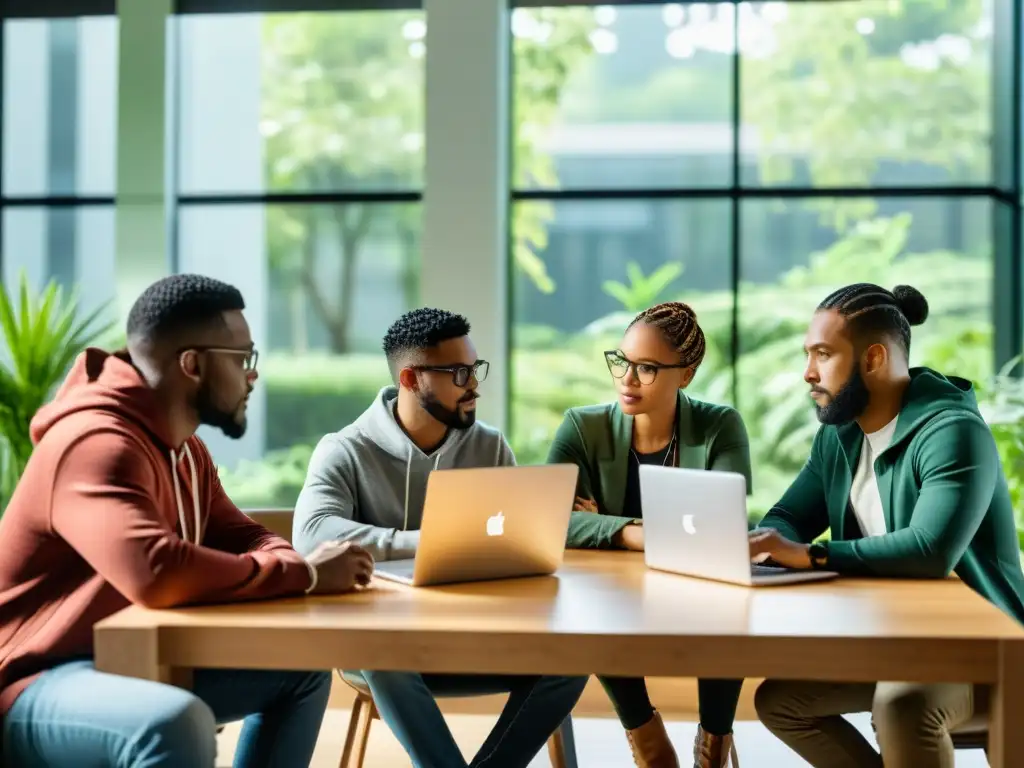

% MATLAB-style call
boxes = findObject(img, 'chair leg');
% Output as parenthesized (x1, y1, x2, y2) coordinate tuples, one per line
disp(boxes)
(546, 715, 579, 768)
(338, 693, 377, 768)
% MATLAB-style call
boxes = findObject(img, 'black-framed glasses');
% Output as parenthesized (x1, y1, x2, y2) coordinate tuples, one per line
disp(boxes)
(604, 350, 686, 386)
(412, 360, 489, 388)
(181, 346, 259, 373)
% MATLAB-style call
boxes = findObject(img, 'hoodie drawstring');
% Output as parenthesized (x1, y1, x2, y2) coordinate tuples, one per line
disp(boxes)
(169, 443, 202, 545)
(403, 448, 443, 532)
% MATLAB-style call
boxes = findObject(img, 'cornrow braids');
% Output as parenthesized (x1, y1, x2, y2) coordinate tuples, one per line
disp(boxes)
(818, 283, 929, 354)
(628, 301, 706, 369)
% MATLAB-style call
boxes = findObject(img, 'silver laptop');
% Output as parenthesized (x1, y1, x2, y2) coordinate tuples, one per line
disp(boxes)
(373, 464, 578, 587)
(640, 465, 838, 586)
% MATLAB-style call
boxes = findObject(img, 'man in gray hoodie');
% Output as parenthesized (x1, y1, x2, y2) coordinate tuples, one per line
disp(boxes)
(293, 308, 586, 768)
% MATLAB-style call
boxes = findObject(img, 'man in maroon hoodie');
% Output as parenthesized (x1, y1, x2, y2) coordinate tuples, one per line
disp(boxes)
(0, 274, 374, 767)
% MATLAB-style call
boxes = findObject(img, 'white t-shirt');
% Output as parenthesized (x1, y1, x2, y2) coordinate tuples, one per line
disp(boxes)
(849, 415, 899, 538)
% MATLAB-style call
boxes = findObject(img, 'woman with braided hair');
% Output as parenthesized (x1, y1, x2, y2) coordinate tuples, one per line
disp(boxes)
(546, 301, 750, 768)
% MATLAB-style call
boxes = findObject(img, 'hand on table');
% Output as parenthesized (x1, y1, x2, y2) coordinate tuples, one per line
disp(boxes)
(574, 496, 599, 513)
(305, 541, 374, 594)
(748, 528, 811, 569)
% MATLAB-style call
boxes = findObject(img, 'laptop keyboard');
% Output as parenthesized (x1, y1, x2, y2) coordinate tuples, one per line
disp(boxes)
(750, 563, 793, 577)
(375, 559, 416, 579)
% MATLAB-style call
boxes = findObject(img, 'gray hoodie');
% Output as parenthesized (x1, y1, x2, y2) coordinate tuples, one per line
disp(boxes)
(292, 386, 516, 560)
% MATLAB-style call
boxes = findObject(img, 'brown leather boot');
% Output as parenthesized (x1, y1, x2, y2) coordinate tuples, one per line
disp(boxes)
(625, 711, 680, 768)
(692, 725, 738, 768)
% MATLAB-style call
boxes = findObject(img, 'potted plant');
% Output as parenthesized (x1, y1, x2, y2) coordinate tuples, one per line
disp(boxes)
(0, 272, 115, 510)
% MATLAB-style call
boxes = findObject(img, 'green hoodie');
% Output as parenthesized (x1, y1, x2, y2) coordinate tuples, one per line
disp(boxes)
(761, 367, 1024, 625)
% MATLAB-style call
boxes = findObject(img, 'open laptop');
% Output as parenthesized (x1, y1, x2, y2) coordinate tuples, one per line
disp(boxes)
(640, 465, 838, 587)
(373, 463, 578, 587)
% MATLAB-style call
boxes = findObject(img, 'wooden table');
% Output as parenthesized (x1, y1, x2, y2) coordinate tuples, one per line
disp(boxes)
(94, 550, 1024, 765)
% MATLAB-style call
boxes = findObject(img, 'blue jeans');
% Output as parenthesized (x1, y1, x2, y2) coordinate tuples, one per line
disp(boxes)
(3, 659, 332, 767)
(358, 670, 587, 768)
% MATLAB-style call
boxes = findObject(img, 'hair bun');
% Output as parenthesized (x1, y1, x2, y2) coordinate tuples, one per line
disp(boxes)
(667, 301, 698, 321)
(892, 285, 929, 326)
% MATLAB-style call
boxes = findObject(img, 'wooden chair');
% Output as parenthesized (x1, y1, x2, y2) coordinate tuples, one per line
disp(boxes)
(338, 672, 578, 768)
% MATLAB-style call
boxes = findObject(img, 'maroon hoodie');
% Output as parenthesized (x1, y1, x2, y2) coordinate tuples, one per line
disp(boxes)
(0, 348, 313, 713)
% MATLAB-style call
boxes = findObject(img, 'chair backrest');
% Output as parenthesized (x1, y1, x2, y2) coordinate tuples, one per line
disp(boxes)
(244, 509, 295, 545)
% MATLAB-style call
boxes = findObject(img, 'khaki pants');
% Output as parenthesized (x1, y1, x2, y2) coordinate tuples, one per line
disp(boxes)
(754, 679, 986, 768)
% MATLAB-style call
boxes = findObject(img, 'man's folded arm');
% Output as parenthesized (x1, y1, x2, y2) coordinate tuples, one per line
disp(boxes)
(50, 430, 312, 609)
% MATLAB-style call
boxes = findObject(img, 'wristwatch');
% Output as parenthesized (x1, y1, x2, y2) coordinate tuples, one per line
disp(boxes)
(808, 541, 829, 570)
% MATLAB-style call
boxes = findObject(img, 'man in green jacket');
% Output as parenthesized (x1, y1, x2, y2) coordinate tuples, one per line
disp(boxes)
(748, 282, 1024, 768)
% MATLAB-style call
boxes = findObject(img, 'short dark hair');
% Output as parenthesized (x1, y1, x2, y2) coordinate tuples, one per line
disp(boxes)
(628, 301, 706, 369)
(817, 283, 929, 355)
(126, 274, 245, 346)
(382, 308, 471, 380)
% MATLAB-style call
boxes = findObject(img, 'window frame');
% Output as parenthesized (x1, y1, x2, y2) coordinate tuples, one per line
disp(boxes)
(507, 0, 1024, 415)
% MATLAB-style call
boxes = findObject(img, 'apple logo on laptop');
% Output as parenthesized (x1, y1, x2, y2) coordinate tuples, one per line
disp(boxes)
(487, 511, 505, 537)
(682, 514, 697, 535)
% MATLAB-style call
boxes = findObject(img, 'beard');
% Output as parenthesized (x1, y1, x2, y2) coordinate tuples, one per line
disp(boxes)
(419, 389, 478, 430)
(812, 366, 870, 426)
(194, 378, 248, 439)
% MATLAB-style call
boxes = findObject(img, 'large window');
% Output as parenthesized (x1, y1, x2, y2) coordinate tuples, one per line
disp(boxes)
(173, 10, 424, 508)
(2, 0, 1017, 522)
(1, 16, 118, 324)
(509, 1, 1000, 519)
(738, 0, 992, 188)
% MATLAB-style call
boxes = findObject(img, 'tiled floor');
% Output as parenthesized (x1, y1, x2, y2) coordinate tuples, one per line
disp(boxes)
(217, 710, 991, 767)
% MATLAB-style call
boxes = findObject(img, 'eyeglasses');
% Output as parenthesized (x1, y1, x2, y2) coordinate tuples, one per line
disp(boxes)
(412, 360, 489, 388)
(181, 346, 259, 373)
(604, 350, 687, 386)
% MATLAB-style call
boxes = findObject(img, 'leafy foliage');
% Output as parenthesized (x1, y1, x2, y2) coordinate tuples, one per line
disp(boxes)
(602, 261, 683, 313)
(741, 0, 988, 226)
(260, 9, 594, 349)
(975, 357, 1024, 545)
(0, 273, 114, 509)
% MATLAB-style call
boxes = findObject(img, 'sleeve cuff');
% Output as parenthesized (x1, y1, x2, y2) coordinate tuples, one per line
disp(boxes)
(599, 516, 635, 548)
(822, 540, 858, 573)
(388, 529, 421, 561)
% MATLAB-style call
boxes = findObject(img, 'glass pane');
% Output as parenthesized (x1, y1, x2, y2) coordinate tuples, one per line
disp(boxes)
(2, 17, 119, 197)
(176, 202, 421, 508)
(512, 4, 734, 191)
(177, 11, 425, 195)
(2, 206, 118, 326)
(510, 198, 733, 465)
(740, 0, 992, 187)
(739, 197, 993, 520)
